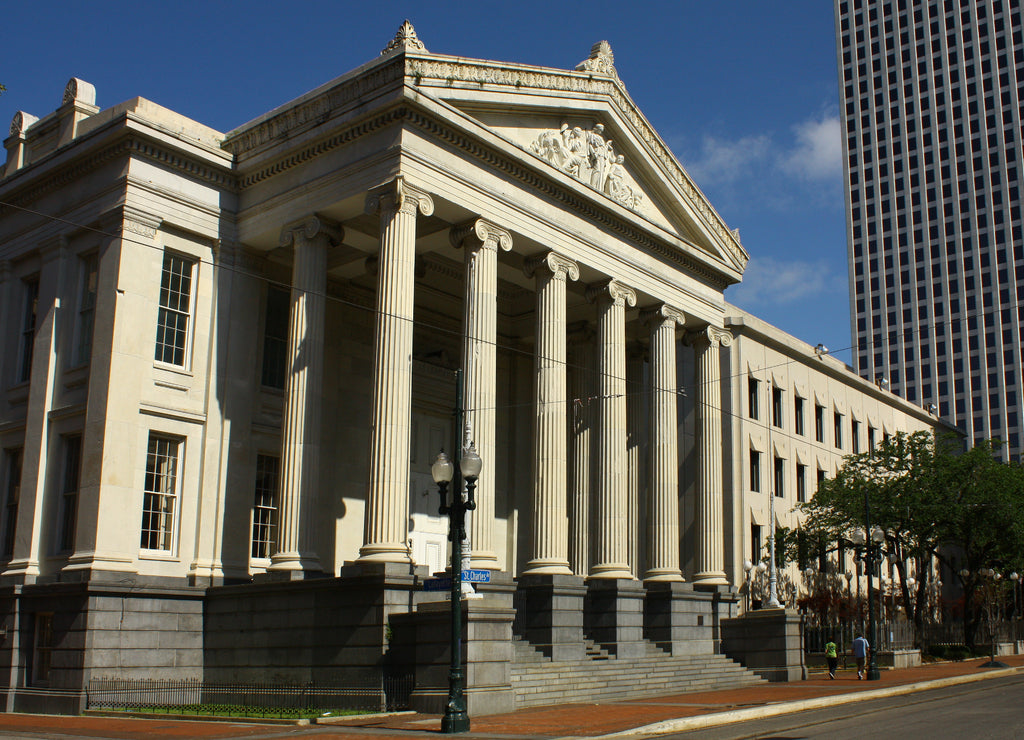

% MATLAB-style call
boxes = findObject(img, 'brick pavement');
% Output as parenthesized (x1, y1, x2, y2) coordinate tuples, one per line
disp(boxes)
(0, 656, 1019, 739)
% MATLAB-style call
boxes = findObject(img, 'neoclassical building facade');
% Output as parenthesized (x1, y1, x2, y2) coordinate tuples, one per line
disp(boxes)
(0, 24, 945, 713)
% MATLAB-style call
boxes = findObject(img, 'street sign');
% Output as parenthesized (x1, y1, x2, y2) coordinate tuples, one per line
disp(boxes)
(424, 577, 452, 591)
(422, 570, 491, 590)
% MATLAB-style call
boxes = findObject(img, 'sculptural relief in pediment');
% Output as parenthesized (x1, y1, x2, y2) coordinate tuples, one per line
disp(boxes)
(529, 123, 642, 212)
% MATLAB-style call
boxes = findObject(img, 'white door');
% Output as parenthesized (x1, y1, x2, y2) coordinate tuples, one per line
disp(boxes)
(409, 412, 452, 575)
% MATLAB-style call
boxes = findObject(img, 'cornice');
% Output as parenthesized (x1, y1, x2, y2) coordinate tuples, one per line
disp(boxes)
(0, 132, 237, 220)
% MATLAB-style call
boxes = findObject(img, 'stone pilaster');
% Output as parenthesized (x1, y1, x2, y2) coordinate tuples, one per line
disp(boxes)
(360, 177, 433, 563)
(644, 305, 686, 583)
(271, 216, 341, 576)
(450, 219, 512, 570)
(522, 252, 579, 575)
(567, 324, 594, 577)
(586, 279, 636, 580)
(687, 325, 733, 586)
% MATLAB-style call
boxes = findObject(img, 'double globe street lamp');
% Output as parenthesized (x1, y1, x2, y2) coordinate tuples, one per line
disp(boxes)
(851, 522, 885, 681)
(430, 441, 482, 734)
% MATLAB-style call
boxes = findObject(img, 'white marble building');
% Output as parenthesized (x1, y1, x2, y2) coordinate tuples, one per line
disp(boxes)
(0, 24, 946, 712)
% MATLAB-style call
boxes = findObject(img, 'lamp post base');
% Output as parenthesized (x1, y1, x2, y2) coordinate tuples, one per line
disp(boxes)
(866, 666, 881, 681)
(441, 711, 470, 733)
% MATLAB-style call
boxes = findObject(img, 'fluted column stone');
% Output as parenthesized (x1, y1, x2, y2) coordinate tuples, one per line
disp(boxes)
(567, 324, 594, 576)
(360, 178, 433, 563)
(521, 252, 579, 575)
(587, 279, 636, 580)
(688, 325, 732, 586)
(644, 305, 686, 582)
(450, 219, 512, 570)
(271, 216, 342, 575)
(626, 342, 645, 577)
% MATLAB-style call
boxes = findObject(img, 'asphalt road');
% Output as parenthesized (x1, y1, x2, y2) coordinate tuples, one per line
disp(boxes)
(666, 673, 1024, 740)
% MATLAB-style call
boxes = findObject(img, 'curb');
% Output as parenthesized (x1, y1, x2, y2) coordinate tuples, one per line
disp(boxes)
(597, 666, 1023, 738)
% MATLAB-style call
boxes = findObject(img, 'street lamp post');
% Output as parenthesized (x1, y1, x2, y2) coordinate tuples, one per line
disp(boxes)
(430, 438, 482, 733)
(742, 559, 754, 613)
(851, 496, 884, 681)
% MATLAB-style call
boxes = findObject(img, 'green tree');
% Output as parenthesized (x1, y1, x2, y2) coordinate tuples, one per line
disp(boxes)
(801, 432, 1024, 648)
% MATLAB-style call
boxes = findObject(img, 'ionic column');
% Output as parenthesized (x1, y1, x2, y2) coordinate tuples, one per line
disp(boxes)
(644, 305, 686, 583)
(271, 216, 341, 575)
(360, 177, 433, 563)
(626, 342, 645, 577)
(688, 325, 733, 586)
(450, 219, 512, 570)
(586, 279, 637, 579)
(568, 324, 594, 576)
(522, 252, 579, 575)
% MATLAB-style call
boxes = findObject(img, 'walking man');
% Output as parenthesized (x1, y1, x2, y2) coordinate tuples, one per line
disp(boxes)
(852, 632, 870, 679)
(825, 636, 838, 679)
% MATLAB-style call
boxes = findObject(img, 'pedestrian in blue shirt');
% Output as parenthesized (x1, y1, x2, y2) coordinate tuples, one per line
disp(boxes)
(852, 633, 870, 679)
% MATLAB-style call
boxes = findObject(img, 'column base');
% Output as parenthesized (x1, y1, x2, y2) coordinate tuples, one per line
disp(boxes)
(356, 543, 412, 564)
(266, 552, 324, 579)
(584, 578, 645, 658)
(516, 574, 586, 661)
(691, 570, 728, 588)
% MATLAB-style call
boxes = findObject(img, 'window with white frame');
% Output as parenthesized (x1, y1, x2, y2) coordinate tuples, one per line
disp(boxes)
(250, 454, 279, 559)
(74, 254, 98, 366)
(154, 252, 196, 367)
(18, 277, 39, 382)
(58, 435, 82, 553)
(3, 448, 22, 558)
(140, 434, 181, 552)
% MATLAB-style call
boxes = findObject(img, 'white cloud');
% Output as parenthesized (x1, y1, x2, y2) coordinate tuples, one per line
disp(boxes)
(728, 255, 846, 308)
(679, 133, 772, 186)
(779, 115, 843, 181)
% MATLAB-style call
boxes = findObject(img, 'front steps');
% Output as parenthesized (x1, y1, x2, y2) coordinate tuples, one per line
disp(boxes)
(510, 649, 767, 708)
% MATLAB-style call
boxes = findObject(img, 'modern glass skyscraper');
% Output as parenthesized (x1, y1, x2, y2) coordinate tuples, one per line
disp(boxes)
(836, 0, 1024, 456)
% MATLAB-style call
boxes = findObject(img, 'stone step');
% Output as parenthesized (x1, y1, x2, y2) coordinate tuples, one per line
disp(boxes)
(510, 653, 766, 708)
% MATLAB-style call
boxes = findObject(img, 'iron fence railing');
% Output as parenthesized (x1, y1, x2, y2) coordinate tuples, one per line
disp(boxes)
(86, 676, 413, 717)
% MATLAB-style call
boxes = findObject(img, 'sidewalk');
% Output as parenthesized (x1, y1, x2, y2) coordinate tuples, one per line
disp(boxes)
(331, 654, 1024, 737)
(0, 656, 1020, 739)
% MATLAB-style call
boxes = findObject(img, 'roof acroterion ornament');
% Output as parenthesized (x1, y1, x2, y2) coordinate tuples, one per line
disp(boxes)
(575, 40, 619, 81)
(381, 20, 428, 56)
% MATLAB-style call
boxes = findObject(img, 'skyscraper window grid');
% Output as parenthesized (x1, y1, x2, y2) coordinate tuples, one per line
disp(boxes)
(837, 0, 1024, 456)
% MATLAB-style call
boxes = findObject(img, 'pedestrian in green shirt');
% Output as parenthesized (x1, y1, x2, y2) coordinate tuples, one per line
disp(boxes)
(825, 637, 838, 679)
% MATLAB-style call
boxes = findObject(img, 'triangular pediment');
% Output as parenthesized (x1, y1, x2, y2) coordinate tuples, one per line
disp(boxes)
(402, 48, 749, 279)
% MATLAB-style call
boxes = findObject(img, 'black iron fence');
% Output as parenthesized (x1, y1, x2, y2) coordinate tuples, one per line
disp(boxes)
(86, 676, 414, 717)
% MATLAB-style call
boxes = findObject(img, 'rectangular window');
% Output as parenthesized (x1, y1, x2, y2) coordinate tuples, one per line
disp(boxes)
(3, 448, 22, 558)
(18, 278, 39, 382)
(140, 435, 180, 552)
(260, 286, 290, 389)
(815, 404, 825, 443)
(32, 613, 53, 687)
(251, 454, 279, 559)
(154, 253, 196, 367)
(852, 419, 861, 453)
(58, 435, 82, 553)
(772, 386, 783, 428)
(750, 450, 761, 492)
(794, 397, 805, 436)
(748, 378, 759, 420)
(796, 463, 807, 503)
(774, 456, 784, 498)
(868, 425, 877, 448)
(834, 412, 844, 449)
(74, 254, 98, 366)
(817, 468, 827, 493)
(751, 524, 761, 565)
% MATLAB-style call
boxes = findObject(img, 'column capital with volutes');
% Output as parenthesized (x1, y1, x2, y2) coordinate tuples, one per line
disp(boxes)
(449, 218, 513, 253)
(642, 304, 686, 327)
(586, 278, 637, 308)
(365, 176, 434, 218)
(524, 251, 579, 282)
(684, 324, 733, 349)
(279, 215, 344, 249)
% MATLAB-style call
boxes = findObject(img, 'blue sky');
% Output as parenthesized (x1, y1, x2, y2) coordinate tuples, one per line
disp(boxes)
(1, 1, 851, 358)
